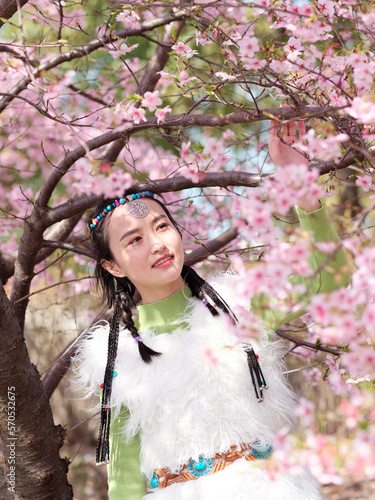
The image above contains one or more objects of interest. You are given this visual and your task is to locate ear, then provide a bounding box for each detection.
[101,260,126,278]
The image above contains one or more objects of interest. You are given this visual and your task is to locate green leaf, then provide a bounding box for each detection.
[30,4,41,14]
[127,93,143,102]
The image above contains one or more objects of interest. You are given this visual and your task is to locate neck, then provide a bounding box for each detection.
[139,277,186,305]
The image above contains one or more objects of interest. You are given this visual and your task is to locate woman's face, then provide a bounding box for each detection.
[102,199,185,304]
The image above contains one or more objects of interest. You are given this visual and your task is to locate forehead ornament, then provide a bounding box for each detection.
[90,191,154,230]
[127,199,149,218]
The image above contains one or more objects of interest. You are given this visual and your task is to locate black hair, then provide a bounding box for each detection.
[89,189,265,465]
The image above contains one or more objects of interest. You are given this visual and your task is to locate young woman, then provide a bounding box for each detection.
[74,120,349,499]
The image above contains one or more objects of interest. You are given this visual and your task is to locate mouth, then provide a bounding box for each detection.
[152,255,174,268]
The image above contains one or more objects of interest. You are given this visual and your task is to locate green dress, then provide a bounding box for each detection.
[106,205,349,499]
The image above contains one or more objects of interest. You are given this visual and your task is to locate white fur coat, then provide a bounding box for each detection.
[73,277,323,500]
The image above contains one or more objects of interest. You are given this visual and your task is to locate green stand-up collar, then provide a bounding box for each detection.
[134,285,193,334]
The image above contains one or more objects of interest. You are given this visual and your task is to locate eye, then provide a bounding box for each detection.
[157,222,168,230]
[128,236,141,246]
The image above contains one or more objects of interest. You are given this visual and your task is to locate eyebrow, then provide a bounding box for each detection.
[119,214,168,242]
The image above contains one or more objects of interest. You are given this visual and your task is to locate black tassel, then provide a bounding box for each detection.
[138,341,162,363]
[244,345,267,402]
[96,300,120,465]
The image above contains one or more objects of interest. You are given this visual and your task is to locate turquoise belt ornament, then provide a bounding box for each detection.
[252,442,272,459]
[189,456,212,477]
[150,472,159,489]
[149,442,272,490]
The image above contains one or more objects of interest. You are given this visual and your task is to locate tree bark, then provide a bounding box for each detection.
[0,0,29,28]
[0,282,72,499]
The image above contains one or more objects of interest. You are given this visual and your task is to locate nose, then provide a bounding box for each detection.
[150,236,166,254]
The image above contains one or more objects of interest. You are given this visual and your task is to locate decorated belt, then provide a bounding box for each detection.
[148,442,272,490]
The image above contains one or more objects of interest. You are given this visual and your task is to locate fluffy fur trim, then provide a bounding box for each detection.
[72,274,317,498]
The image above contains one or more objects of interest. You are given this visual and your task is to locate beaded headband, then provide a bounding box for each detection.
[90,191,154,230]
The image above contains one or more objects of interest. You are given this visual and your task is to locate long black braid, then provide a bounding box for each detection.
[90,190,266,465]
[181,265,238,322]
[116,276,161,363]
[96,297,120,465]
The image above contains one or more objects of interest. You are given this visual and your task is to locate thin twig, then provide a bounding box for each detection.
[275,328,343,356]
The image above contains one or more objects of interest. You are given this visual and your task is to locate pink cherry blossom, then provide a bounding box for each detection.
[214,72,237,80]
[180,141,191,160]
[302,367,321,386]
[178,70,197,85]
[356,174,373,192]
[284,37,303,62]
[243,58,267,70]
[222,130,235,141]
[171,41,198,59]
[155,105,171,124]
[295,397,315,427]
[116,10,141,30]
[123,105,147,124]
[237,36,260,59]
[347,96,375,125]
[316,0,335,21]
[141,91,162,112]
[195,30,212,46]
[184,167,204,184]
[203,137,225,159]
[108,43,139,59]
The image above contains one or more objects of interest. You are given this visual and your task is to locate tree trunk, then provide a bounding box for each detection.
[0,0,30,28]
[0,283,73,499]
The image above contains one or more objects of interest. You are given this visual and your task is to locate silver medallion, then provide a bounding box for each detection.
[127,199,150,218]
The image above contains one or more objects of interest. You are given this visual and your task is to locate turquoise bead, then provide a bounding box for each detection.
[151,473,159,488]
[194,461,207,471]
[119,198,125,204]
[113,371,118,378]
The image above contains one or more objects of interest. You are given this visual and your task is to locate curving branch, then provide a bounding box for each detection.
[184,226,239,266]
[41,240,92,258]
[37,105,352,212]
[0,213,84,285]
[312,145,375,174]
[46,172,269,226]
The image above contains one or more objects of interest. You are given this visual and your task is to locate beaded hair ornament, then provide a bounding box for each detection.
[90,191,154,230]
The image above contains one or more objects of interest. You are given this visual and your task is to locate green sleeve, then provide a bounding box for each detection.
[251,204,350,330]
[107,409,146,500]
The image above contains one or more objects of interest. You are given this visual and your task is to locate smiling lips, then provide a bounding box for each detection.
[152,255,174,268]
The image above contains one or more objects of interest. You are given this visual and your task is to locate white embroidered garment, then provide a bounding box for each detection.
[73,277,323,500]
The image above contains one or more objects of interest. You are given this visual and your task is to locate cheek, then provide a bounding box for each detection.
[174,236,184,261]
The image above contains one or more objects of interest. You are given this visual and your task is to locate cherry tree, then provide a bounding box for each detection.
[0,0,374,497]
